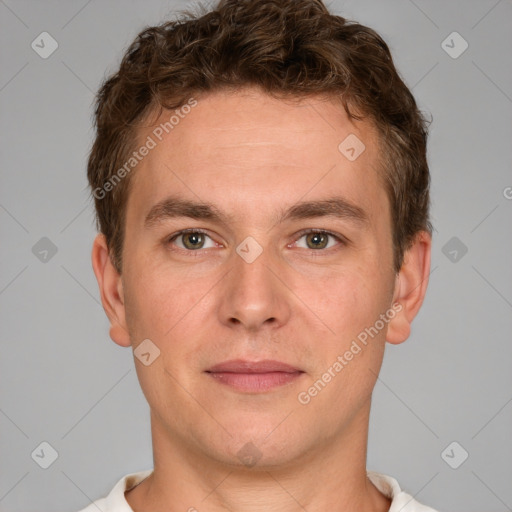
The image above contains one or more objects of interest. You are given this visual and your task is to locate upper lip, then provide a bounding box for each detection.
[206,359,302,373]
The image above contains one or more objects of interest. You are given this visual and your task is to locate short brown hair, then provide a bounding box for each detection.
[87,0,433,274]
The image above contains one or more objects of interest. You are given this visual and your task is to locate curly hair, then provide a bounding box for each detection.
[87,0,433,274]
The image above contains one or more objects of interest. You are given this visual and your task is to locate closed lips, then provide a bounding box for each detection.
[206,359,303,373]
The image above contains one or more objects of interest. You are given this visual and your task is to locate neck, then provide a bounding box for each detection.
[126,399,390,512]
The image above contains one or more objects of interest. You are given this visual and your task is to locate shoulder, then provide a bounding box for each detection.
[367,471,440,512]
[73,469,154,512]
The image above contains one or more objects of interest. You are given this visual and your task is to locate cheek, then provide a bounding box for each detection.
[318,267,377,323]
[122,264,179,339]
[312,264,393,364]
[122,261,217,366]
[306,271,390,400]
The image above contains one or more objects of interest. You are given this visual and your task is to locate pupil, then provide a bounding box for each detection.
[185,233,203,249]
[308,233,327,249]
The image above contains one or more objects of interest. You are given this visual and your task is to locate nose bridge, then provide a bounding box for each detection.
[218,236,291,329]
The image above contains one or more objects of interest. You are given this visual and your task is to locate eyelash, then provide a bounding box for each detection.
[164,228,346,256]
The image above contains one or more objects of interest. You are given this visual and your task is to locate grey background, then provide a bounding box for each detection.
[0,0,511,510]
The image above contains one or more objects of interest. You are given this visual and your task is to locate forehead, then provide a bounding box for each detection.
[127,88,388,232]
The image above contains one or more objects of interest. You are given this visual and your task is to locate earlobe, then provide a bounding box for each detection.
[386,230,432,345]
[91,233,131,348]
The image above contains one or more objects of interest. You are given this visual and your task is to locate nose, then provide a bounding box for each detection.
[217,241,292,332]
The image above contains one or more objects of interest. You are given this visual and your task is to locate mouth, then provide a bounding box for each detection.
[205,359,305,393]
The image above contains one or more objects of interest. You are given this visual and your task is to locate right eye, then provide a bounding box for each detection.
[166,229,219,251]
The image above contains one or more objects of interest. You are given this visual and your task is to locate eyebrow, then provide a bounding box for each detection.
[144,195,370,229]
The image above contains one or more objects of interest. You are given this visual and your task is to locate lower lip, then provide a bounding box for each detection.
[206,371,303,392]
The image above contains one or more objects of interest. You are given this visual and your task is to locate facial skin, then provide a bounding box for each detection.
[92,87,431,512]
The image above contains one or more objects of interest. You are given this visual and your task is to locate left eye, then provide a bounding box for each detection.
[293,230,342,250]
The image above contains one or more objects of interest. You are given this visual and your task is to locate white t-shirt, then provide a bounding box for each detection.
[76,469,439,511]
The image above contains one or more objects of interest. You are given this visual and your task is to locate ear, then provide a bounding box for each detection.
[91,233,131,347]
[386,230,432,345]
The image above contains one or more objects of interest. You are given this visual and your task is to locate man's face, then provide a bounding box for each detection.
[116,88,400,467]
